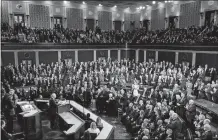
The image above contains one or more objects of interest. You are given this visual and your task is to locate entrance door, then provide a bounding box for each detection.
[14,14,25,24]
[86,19,95,31]
[54,17,63,29]
[114,21,122,31]
[148,59,154,63]
[64,59,72,67]
[169,16,177,29]
[22,60,32,67]
[205,10,215,27]
[14,14,25,32]
[143,20,150,30]
[130,21,135,31]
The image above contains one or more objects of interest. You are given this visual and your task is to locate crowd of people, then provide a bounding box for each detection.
[1,58,218,140]
[1,22,218,45]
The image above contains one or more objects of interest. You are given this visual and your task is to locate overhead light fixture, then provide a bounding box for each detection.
[165,1,167,3]
[143,6,145,9]
[99,4,102,6]
[152,1,156,4]
[82,1,86,4]
[114,5,117,7]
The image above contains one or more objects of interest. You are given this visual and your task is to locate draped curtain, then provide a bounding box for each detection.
[131,13,141,29]
[124,13,131,31]
[151,8,166,30]
[98,11,112,31]
[179,1,200,28]
[29,4,50,28]
[67,8,83,30]
[1,1,9,24]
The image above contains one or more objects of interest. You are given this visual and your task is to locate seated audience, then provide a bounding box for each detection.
[87,122,100,135]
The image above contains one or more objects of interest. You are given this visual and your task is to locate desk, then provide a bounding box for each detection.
[34,99,114,139]
[59,111,85,140]
[194,99,218,115]
[17,101,42,140]
[69,100,114,140]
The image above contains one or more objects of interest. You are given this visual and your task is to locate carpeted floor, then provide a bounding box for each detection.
[13,113,131,140]
[99,114,132,140]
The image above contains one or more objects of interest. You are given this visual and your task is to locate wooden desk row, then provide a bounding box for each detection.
[35,99,115,139]
[68,100,115,140]
[194,99,218,115]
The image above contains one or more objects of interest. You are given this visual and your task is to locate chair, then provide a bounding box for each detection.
[97,126,103,131]
[90,133,97,140]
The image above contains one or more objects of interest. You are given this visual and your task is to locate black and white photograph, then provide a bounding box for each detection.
[1,0,218,140]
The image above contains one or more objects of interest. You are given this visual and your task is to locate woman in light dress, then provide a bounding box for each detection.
[132,79,140,97]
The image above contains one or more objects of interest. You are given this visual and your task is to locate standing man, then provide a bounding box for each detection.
[49,93,58,129]
[4,89,17,133]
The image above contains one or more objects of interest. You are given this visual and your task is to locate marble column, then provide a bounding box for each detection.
[58,51,62,63]
[192,52,196,67]
[108,50,111,59]
[144,50,147,62]
[14,51,18,66]
[94,50,96,61]
[175,52,179,64]
[135,49,139,62]
[118,50,121,61]
[35,51,39,66]
[155,51,158,62]
[75,50,78,62]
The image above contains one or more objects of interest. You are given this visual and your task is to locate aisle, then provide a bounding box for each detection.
[99,114,132,139]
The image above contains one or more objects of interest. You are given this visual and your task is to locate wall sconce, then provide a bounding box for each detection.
[139,21,142,25]
[200,12,204,19]
[64,17,67,20]
[26,15,29,18]
[122,21,125,24]
[96,20,98,24]
[50,17,54,20]
[84,18,87,22]
[113,21,115,24]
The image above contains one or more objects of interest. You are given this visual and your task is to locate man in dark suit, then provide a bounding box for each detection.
[49,93,58,129]
[196,124,213,140]
[167,113,182,140]
[3,89,17,133]
[185,99,196,131]
[211,87,218,103]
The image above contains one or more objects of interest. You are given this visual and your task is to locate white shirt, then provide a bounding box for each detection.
[87,128,100,135]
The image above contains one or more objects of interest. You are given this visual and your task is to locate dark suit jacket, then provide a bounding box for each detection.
[201,131,213,140]
[167,118,182,138]
[49,98,58,116]
[4,95,16,116]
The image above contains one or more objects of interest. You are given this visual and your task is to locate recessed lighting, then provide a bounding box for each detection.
[165,1,167,3]
[82,1,86,4]
[152,1,156,4]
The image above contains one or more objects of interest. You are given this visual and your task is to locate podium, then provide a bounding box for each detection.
[17,101,42,140]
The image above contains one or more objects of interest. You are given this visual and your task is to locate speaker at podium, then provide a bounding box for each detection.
[17,101,42,140]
